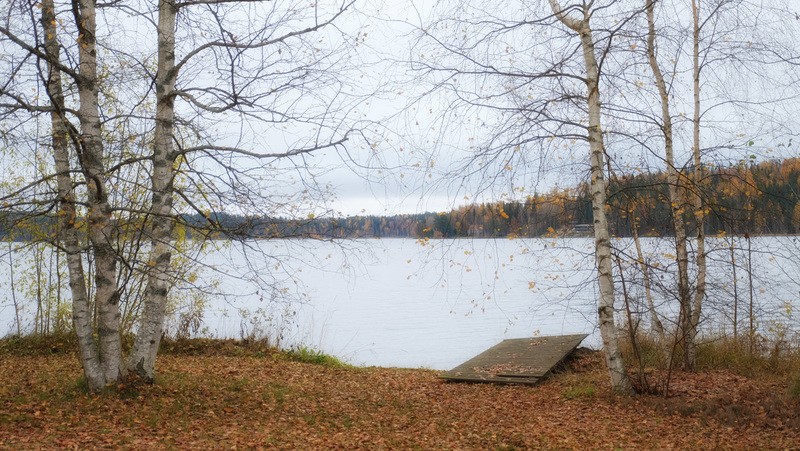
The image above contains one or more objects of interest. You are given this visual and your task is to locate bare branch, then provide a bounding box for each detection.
[181,133,349,159]
[174,0,355,73]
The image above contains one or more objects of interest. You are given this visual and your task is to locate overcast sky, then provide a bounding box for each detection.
[3,0,798,218]
[316,0,800,216]
[311,0,580,216]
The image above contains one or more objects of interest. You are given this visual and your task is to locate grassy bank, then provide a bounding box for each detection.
[1,336,799,449]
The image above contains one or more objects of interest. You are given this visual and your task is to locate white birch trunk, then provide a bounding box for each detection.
[40,0,105,390]
[75,0,122,387]
[129,0,178,381]
[631,216,664,340]
[644,0,691,356]
[549,0,633,395]
[687,0,706,370]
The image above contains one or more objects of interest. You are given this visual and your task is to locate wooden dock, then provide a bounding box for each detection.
[440,334,588,385]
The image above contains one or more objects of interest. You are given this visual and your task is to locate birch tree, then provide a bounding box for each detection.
[636,0,800,370]
[685,0,706,370]
[1,0,357,390]
[643,0,692,367]
[548,0,632,394]
[409,0,638,393]
[39,0,111,386]
[127,0,181,381]
[129,0,355,382]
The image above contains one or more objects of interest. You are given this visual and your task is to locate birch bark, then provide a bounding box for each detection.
[41,0,105,390]
[128,0,179,382]
[687,0,706,370]
[631,214,664,340]
[644,0,691,357]
[74,0,122,386]
[549,0,633,395]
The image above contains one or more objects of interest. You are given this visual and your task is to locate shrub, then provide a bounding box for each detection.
[620,329,800,378]
[0,332,77,356]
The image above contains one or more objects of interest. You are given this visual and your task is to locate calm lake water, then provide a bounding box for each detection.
[201,238,601,370]
[2,237,799,370]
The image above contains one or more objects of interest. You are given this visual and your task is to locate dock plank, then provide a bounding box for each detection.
[440,334,588,385]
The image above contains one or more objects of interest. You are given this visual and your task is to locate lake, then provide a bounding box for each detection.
[2,237,799,370]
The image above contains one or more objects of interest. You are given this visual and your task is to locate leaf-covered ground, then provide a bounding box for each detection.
[1,346,798,449]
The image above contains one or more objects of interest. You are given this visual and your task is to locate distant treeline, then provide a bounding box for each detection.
[2,158,799,241]
[309,157,800,239]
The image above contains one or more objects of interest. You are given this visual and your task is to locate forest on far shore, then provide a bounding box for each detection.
[230,156,800,239]
[3,157,799,241]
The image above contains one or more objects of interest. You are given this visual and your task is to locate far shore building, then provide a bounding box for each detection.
[560,223,593,237]
[468,224,485,237]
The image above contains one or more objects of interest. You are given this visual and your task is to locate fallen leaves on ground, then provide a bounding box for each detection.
[0,350,798,449]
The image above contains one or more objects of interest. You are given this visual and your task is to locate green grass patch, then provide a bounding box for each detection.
[563,382,597,400]
[279,346,350,368]
[264,382,291,406]
[789,374,800,399]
